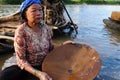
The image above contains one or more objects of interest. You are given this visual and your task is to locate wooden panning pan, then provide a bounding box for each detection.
[42,43,101,80]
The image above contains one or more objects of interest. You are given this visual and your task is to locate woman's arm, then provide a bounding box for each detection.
[23,64,52,80]
[14,27,52,80]
[52,40,75,49]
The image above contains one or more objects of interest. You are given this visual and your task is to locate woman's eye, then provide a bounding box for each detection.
[31,10,36,12]
[39,9,42,11]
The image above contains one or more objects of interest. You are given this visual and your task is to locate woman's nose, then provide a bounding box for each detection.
[37,10,43,16]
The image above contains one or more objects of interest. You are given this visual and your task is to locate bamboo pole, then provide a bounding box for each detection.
[60,0,78,34]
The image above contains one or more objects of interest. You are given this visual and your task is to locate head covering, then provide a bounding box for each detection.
[20,0,41,13]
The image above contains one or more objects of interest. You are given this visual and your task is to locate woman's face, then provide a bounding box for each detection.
[26,4,43,24]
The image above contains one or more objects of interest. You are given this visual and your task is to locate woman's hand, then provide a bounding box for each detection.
[36,71,52,80]
[63,40,75,45]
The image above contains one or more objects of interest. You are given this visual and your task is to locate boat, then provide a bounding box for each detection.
[103,11,120,31]
[0,35,14,54]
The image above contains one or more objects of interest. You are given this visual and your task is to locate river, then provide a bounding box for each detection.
[0,4,120,80]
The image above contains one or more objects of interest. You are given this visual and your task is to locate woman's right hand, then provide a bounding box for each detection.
[36,71,52,80]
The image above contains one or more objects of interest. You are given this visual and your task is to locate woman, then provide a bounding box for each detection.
[0,0,74,80]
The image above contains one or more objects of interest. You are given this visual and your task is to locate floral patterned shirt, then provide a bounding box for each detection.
[14,22,52,69]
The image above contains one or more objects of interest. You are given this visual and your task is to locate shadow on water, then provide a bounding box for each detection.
[52,29,77,43]
[105,26,120,44]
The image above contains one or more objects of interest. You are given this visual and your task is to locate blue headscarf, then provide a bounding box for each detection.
[20,0,41,13]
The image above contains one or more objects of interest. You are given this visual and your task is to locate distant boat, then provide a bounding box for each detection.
[103,11,120,31]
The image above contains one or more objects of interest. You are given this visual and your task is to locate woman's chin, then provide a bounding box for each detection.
[35,21,41,24]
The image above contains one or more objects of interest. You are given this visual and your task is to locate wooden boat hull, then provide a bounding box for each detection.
[0,12,21,36]
[103,18,120,31]
[0,35,14,54]
[103,11,120,31]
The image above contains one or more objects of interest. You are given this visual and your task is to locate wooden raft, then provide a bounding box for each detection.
[42,43,101,80]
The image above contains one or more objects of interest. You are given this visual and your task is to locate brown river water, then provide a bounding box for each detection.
[0,4,120,80]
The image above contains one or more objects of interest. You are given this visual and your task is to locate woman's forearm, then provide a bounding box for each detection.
[24,64,38,77]
[23,64,52,80]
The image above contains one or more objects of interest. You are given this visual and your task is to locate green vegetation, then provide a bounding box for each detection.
[0,0,23,4]
[0,0,120,4]
[63,0,120,4]
[63,0,81,4]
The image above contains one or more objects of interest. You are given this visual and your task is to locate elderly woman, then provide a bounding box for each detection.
[0,0,74,80]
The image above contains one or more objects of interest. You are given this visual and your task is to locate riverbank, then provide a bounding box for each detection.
[64,0,120,4]
[0,0,120,4]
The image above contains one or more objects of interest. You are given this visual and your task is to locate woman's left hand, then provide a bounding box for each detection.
[63,40,75,45]
[37,71,52,80]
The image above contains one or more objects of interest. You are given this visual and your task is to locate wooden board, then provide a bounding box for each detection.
[111,11,120,21]
[42,43,101,80]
